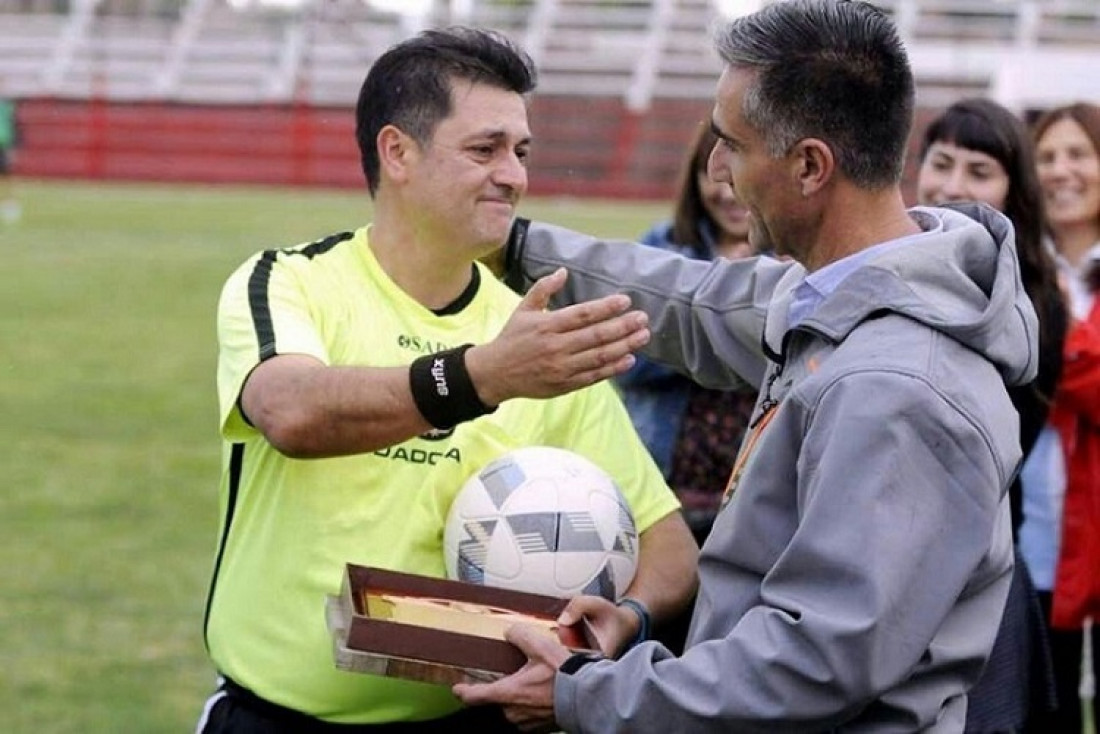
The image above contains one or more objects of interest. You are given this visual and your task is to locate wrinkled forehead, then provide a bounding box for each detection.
[712,68,744,124]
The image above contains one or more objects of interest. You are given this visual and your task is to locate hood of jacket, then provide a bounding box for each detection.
[762,202,1039,387]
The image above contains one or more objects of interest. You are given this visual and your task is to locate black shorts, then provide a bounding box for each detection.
[0,147,9,175]
[196,676,522,734]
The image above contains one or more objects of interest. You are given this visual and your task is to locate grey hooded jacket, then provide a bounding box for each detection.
[505,204,1038,732]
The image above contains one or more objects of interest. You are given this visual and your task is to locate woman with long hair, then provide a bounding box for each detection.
[916,97,1064,732]
[1023,101,1100,733]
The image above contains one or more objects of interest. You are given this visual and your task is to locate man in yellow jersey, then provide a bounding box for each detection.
[195,26,698,733]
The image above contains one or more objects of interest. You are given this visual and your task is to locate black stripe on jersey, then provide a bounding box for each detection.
[247,231,354,361]
[248,251,278,361]
[202,442,245,650]
[293,231,354,260]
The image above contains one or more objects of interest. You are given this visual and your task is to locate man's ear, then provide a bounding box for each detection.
[792,138,834,196]
[377,125,416,186]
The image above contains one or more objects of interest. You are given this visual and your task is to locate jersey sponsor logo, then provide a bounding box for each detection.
[374,446,462,465]
[397,334,451,355]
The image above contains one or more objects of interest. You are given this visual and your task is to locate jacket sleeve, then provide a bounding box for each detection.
[617,222,708,387]
[554,370,1013,732]
[513,220,788,391]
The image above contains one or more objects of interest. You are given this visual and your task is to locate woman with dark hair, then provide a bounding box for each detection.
[916,97,1063,732]
[617,120,757,548]
[661,123,755,262]
[1024,101,1100,734]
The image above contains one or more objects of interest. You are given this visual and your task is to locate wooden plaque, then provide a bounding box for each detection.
[326,564,598,686]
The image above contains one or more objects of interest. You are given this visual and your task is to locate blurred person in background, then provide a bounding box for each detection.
[916,97,1062,732]
[619,121,759,548]
[0,77,19,226]
[196,26,696,733]
[1022,101,1100,734]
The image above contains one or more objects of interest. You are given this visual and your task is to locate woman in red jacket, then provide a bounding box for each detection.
[1025,101,1100,733]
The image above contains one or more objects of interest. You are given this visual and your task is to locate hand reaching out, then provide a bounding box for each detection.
[466,268,650,407]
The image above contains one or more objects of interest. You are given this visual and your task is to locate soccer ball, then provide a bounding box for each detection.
[444,446,639,600]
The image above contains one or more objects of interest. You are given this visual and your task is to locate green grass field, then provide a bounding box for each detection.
[0,179,666,733]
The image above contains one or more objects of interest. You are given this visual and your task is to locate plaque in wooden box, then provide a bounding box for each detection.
[326,564,598,686]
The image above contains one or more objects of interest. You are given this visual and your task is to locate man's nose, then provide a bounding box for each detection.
[707,144,728,183]
[494,151,527,190]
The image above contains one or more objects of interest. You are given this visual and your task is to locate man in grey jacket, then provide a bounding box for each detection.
[455,1,1039,731]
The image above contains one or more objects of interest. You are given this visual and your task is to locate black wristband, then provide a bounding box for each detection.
[409,344,497,430]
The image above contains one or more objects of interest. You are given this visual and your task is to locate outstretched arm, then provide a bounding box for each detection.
[238,268,650,458]
[503,219,789,391]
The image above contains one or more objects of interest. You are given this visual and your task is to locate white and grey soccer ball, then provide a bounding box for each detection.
[444,446,639,600]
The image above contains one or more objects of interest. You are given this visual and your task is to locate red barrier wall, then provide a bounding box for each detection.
[13,96,708,199]
[16,98,364,187]
[13,96,924,201]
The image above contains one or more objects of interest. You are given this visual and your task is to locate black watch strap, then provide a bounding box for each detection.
[558,651,605,675]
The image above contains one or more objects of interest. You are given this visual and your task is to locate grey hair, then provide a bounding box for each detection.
[714,0,914,188]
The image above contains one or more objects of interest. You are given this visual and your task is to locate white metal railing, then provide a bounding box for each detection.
[152,0,211,96]
[40,0,97,93]
[1,0,1099,106]
[265,7,305,99]
[891,0,1100,109]
[624,0,672,111]
[523,0,557,69]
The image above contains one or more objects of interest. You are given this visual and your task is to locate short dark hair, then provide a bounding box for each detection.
[714,0,914,188]
[355,26,537,196]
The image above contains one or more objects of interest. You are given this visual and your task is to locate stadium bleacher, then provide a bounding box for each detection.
[1,0,1098,196]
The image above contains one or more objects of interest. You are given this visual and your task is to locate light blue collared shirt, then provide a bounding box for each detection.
[787,218,943,329]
